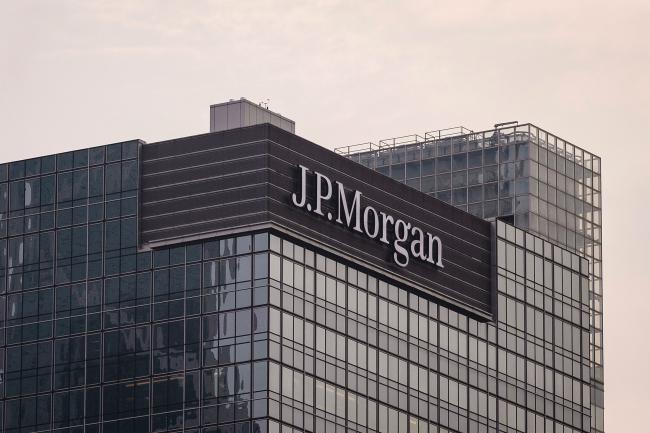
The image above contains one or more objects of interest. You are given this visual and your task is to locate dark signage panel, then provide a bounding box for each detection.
[141,124,494,317]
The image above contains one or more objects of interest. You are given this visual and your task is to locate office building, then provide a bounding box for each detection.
[0,100,601,433]
[337,123,603,433]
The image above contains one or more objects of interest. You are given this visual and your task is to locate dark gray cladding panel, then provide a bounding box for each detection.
[141,124,494,317]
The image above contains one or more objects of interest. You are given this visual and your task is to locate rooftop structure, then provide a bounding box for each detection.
[337,122,604,432]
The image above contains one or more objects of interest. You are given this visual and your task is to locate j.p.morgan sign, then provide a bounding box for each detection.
[291,165,443,269]
[142,125,491,316]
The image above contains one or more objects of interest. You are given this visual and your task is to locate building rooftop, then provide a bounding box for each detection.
[335,122,601,172]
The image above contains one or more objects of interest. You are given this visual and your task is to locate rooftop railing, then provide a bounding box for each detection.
[334,142,382,156]
[334,123,601,173]
[424,126,474,141]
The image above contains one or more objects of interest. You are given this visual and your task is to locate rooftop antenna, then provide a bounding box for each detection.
[259,99,270,109]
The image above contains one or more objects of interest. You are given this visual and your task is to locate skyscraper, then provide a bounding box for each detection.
[0,100,602,433]
[337,123,603,433]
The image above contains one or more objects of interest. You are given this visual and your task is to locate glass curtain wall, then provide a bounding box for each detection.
[264,222,591,432]
[0,145,269,433]
[343,125,604,432]
[0,132,600,432]
[0,137,593,433]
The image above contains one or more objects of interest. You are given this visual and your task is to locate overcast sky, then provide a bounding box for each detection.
[1,1,649,430]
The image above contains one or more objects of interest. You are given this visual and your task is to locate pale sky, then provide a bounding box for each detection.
[1,1,649,430]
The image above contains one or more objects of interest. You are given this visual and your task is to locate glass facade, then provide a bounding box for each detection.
[341,125,603,432]
[0,141,274,432]
[264,223,591,433]
[0,131,597,433]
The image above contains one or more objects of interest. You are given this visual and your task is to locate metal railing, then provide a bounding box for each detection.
[424,126,474,141]
[334,142,381,156]
[334,123,601,173]
[378,134,426,148]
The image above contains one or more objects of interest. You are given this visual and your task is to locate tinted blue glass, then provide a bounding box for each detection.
[73,149,88,168]
[25,159,40,177]
[2,133,599,433]
[122,141,138,159]
[41,155,56,174]
[57,152,74,171]
[8,161,25,180]
[106,143,121,162]
[89,147,105,165]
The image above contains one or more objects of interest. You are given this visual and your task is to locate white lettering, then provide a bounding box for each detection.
[379,212,394,245]
[314,171,332,216]
[410,227,427,260]
[291,165,309,208]
[363,206,380,238]
[393,219,411,267]
[336,182,363,233]
[291,165,444,269]
[426,233,444,268]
